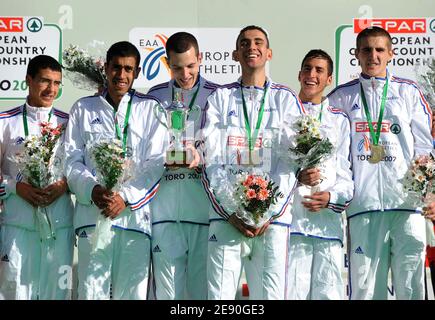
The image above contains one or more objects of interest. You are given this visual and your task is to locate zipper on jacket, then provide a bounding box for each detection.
[371,76,385,212]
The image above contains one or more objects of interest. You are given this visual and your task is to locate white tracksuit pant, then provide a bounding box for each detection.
[77,226,151,300]
[207,221,290,300]
[348,211,426,300]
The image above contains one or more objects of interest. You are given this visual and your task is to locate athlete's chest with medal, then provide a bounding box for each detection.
[239,84,270,166]
[360,78,389,164]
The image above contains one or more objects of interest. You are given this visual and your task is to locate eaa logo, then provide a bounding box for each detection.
[0,17,23,32]
[140,33,170,81]
[355,122,390,133]
[354,18,426,34]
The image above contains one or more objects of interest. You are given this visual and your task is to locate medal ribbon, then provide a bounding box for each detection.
[241,83,268,152]
[114,92,133,156]
[22,104,53,137]
[318,100,325,123]
[360,77,389,146]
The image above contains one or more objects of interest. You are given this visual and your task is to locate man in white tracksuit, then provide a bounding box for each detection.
[287,49,353,300]
[64,42,166,300]
[201,26,304,300]
[146,32,219,300]
[0,55,74,299]
[328,26,433,300]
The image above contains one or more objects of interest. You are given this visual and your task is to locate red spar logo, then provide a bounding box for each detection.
[0,17,23,32]
[227,136,262,148]
[354,18,426,33]
[355,122,390,133]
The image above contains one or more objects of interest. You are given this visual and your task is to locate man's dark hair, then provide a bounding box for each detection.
[356,26,392,50]
[26,55,62,78]
[106,41,141,69]
[165,32,199,60]
[236,25,270,49]
[300,49,333,76]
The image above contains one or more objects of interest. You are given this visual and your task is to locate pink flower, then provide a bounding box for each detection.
[257,188,270,201]
[243,175,255,187]
[416,155,429,166]
[246,189,257,199]
[254,177,268,189]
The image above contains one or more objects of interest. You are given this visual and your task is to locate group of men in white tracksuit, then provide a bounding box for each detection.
[1,25,434,301]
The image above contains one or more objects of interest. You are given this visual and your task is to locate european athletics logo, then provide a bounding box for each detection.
[130,28,241,89]
[357,135,371,152]
[141,34,170,81]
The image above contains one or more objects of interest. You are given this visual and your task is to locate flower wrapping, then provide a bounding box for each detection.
[88,139,131,252]
[402,154,435,211]
[211,167,283,228]
[14,122,65,240]
[62,43,107,91]
[287,115,334,170]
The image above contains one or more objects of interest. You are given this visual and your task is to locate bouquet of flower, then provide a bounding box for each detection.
[288,115,334,169]
[402,154,435,213]
[210,167,283,228]
[234,173,283,227]
[89,139,130,251]
[63,43,106,91]
[14,122,65,240]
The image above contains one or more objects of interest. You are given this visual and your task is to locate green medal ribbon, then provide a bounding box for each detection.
[360,77,389,146]
[318,100,325,123]
[240,83,268,152]
[22,104,53,137]
[114,93,133,157]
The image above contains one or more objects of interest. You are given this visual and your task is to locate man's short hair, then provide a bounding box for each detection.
[106,41,141,69]
[356,26,392,50]
[26,55,62,78]
[165,32,199,60]
[236,25,270,49]
[300,49,333,76]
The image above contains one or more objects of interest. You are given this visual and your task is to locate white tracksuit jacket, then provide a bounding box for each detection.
[202,78,305,226]
[290,99,353,243]
[0,103,73,230]
[328,72,433,217]
[64,90,166,237]
[146,76,220,225]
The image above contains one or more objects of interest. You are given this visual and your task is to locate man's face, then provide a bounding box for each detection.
[356,36,393,78]
[168,46,201,90]
[298,57,332,102]
[26,68,62,108]
[233,29,272,71]
[105,56,139,99]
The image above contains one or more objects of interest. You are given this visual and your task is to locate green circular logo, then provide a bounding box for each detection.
[390,123,401,134]
[27,17,42,32]
[430,19,435,33]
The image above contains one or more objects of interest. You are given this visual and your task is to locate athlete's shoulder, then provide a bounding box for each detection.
[0,106,22,120]
[326,105,349,120]
[270,82,300,99]
[148,82,170,94]
[203,79,221,92]
[390,75,421,91]
[219,81,240,91]
[52,108,69,119]
[328,78,360,97]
